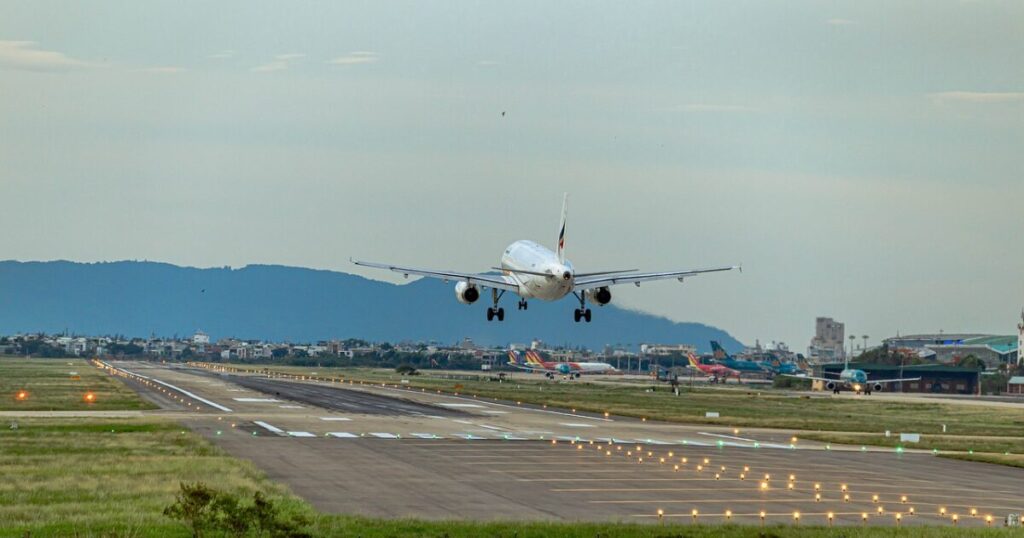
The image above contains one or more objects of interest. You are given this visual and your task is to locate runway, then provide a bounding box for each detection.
[102,360,1024,527]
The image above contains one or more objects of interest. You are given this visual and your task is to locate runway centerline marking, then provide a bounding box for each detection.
[698,432,757,442]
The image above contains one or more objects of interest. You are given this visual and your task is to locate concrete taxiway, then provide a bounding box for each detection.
[101,360,1024,527]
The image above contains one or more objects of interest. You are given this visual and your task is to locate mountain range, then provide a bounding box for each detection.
[0,260,743,352]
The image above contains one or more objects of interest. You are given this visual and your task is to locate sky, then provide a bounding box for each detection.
[1,1,1022,350]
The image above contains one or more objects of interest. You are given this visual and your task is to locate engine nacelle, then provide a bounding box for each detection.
[587,287,612,306]
[825,381,837,391]
[872,383,883,393]
[454,281,480,304]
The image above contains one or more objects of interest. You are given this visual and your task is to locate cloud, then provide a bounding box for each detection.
[0,40,94,71]
[927,91,1024,104]
[664,103,756,113]
[251,60,288,72]
[209,50,235,59]
[328,51,379,65]
[826,18,857,26]
[139,66,185,74]
[251,53,306,72]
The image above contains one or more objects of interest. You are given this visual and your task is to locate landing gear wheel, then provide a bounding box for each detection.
[486,308,495,321]
[496,307,504,321]
[518,300,528,311]
[583,308,592,322]
[574,309,582,322]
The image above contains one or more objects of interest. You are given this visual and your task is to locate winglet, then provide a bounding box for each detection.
[557,193,568,263]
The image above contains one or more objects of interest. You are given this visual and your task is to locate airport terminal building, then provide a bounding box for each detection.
[883,333,1019,368]
[821,362,981,395]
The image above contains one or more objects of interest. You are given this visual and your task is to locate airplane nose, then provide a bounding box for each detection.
[562,271,572,280]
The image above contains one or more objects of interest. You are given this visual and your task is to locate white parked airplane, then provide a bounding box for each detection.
[353,194,739,322]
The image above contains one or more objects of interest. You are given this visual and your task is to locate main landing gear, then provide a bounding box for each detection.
[572,292,592,323]
[517,299,528,310]
[486,289,505,322]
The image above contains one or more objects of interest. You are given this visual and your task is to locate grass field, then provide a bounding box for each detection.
[0,417,313,536]
[0,356,155,411]
[217,364,1024,437]
[798,432,1022,455]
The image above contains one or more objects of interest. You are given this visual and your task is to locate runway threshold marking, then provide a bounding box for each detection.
[254,421,285,435]
[320,417,352,421]
[147,377,234,412]
[370,432,400,439]
[698,432,757,442]
[411,433,443,439]
[287,431,316,438]
[232,398,281,403]
[327,432,358,438]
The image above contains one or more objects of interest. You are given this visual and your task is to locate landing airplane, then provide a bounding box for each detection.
[686,352,740,382]
[353,194,739,322]
[507,349,618,378]
[782,357,920,395]
[709,341,766,373]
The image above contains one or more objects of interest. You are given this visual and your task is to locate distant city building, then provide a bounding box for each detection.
[192,331,210,345]
[640,343,697,356]
[808,317,845,362]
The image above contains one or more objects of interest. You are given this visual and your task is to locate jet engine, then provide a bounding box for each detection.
[587,287,612,306]
[872,383,883,393]
[825,381,837,391]
[454,281,480,304]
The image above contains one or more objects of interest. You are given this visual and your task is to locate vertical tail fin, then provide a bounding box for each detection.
[686,352,701,368]
[507,350,523,366]
[710,341,730,360]
[557,193,568,263]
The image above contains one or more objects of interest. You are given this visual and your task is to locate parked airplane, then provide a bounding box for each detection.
[709,341,766,373]
[686,352,740,382]
[353,194,738,322]
[759,357,804,376]
[507,349,618,378]
[783,357,920,395]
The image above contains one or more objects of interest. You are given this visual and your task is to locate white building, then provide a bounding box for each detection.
[192,331,210,345]
[1018,310,1023,366]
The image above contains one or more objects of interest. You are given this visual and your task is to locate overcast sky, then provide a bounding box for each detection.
[1,1,1022,349]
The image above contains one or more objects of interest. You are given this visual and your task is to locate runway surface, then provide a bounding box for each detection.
[101,360,1024,527]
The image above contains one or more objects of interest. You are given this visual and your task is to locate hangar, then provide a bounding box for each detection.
[821,362,981,395]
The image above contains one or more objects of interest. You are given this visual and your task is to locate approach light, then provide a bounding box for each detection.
[725,509,732,521]
[84,392,96,403]
[15,390,28,401]
[939,507,947,516]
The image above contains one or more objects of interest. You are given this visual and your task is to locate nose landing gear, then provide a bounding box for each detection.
[518,299,528,310]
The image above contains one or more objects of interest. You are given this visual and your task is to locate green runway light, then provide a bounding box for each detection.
[861,446,866,451]
[216,431,222,436]
[826,444,831,450]
[753,442,760,448]
[969,449,974,454]
[717,440,724,447]
[896,446,904,453]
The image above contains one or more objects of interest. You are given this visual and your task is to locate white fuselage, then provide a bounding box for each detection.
[500,240,575,300]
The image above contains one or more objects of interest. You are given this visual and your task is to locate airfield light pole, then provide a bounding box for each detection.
[862,335,869,354]
[849,335,856,361]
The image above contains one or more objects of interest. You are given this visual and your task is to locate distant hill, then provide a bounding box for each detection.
[0,261,743,352]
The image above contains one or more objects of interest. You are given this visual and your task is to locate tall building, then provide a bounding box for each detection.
[1018,310,1023,366]
[808,317,845,362]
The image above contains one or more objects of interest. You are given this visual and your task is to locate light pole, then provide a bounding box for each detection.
[849,335,857,361]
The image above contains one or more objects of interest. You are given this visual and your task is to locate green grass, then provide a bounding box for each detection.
[313,517,1020,537]
[797,432,1023,455]
[941,452,1024,469]
[0,356,155,411]
[217,364,1024,437]
[0,417,313,537]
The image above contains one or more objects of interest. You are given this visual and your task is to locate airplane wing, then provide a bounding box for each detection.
[780,374,834,383]
[869,377,922,384]
[352,259,521,292]
[573,265,739,290]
